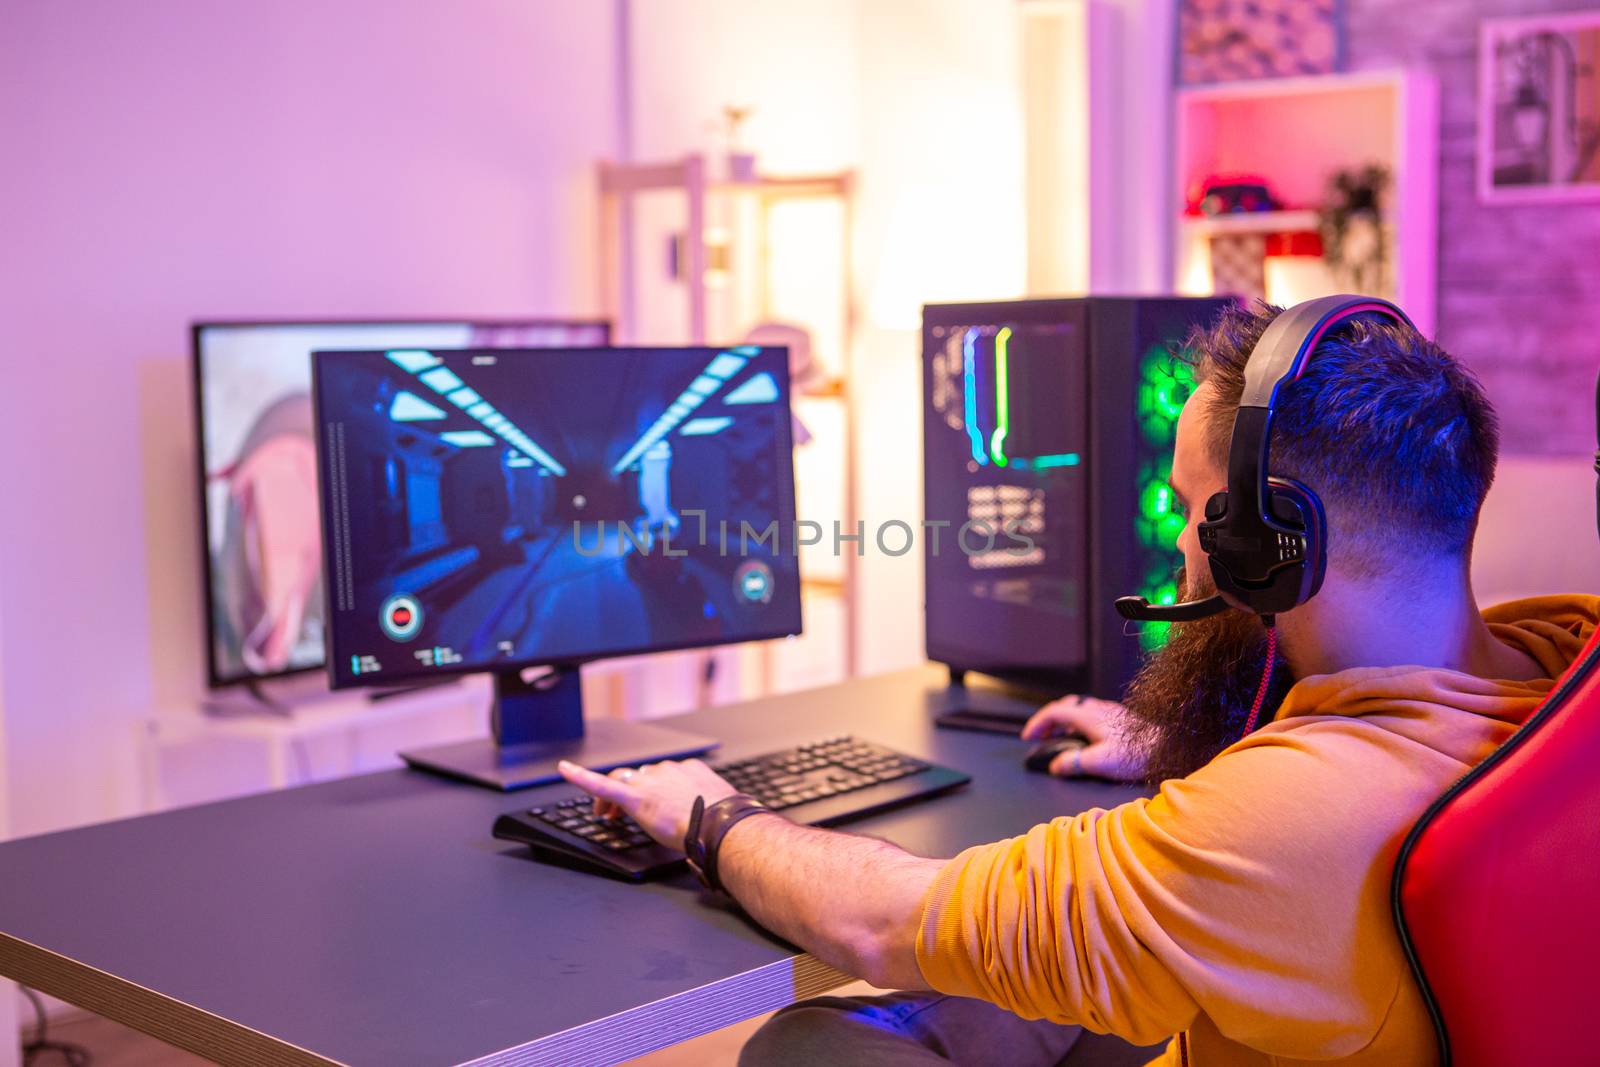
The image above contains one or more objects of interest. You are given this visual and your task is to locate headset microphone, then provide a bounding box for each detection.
[1114,593,1228,622]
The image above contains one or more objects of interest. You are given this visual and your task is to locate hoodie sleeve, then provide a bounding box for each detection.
[914,719,1422,1056]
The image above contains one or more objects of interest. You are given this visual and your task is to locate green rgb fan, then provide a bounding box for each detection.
[1132,347,1197,650]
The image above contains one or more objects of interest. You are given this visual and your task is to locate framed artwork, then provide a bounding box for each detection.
[1178,0,1342,86]
[1480,12,1600,203]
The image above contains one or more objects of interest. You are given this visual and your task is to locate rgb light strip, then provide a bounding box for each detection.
[1012,453,1081,470]
[961,325,1079,471]
[988,327,1012,467]
[962,328,988,466]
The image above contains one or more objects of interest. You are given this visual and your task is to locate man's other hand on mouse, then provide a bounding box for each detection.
[1021,695,1143,781]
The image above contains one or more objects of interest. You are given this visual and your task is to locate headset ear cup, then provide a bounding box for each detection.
[1197,492,1228,561]
[1265,477,1328,603]
[1265,477,1318,532]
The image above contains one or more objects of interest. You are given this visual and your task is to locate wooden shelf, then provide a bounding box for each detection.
[1173,68,1438,333]
[597,154,861,685]
[1177,69,1419,104]
[1180,209,1321,235]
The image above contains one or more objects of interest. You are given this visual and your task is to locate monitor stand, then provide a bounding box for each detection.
[398,666,717,791]
[932,666,1044,735]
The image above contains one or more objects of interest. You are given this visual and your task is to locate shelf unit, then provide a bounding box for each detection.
[595,154,860,708]
[1174,69,1440,335]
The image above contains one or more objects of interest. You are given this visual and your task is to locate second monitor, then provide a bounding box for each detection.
[313,344,802,788]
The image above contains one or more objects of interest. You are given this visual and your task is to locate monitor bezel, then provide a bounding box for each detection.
[309,343,803,691]
[191,317,612,690]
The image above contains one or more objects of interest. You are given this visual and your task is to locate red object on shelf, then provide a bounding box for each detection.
[1264,231,1323,257]
[1184,173,1281,216]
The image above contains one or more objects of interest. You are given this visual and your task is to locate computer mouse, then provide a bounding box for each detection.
[1024,735,1088,774]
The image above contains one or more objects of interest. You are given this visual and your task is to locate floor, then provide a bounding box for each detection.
[21,982,882,1066]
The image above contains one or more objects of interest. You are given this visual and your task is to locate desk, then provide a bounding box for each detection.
[0,667,1146,1066]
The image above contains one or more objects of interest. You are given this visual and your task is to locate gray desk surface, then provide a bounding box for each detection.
[0,667,1146,1066]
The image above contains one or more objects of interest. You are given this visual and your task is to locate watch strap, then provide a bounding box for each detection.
[684,793,776,894]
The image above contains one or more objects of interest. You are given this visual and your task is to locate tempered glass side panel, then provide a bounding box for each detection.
[922,301,1090,687]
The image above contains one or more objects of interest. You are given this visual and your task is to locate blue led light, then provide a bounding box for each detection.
[680,417,733,436]
[440,430,495,448]
[386,349,441,373]
[724,372,779,405]
[705,353,748,379]
[419,366,465,394]
[389,391,448,422]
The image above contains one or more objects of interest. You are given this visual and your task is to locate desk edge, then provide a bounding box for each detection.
[462,953,856,1067]
[0,932,339,1067]
[3,930,855,1067]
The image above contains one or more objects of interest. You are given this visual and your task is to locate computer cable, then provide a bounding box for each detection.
[20,985,92,1067]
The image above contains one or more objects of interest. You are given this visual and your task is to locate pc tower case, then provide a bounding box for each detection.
[922,296,1232,702]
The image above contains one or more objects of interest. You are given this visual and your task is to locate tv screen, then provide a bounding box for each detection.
[193,319,609,687]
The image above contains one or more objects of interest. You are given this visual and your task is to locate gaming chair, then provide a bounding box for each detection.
[1391,375,1600,1065]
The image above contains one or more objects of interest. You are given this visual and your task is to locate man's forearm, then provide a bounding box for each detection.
[716,814,945,990]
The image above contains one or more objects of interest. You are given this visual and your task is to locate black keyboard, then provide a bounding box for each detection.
[492,736,969,881]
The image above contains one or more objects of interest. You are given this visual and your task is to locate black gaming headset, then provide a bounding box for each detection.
[1117,294,1415,623]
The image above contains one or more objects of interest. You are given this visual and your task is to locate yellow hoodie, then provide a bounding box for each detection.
[915,596,1598,1066]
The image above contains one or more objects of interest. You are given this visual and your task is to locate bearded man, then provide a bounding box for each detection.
[560,302,1598,1065]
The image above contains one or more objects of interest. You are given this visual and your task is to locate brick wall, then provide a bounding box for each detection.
[1346,0,1600,455]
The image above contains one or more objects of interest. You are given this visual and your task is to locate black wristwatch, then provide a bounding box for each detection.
[683,793,777,893]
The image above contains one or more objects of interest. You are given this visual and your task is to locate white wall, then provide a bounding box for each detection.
[853,0,1029,673]
[1473,457,1600,606]
[0,568,14,1067]
[629,0,862,173]
[0,0,617,836]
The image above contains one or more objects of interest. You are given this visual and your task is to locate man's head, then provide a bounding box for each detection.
[1168,301,1501,587]
[1121,301,1500,782]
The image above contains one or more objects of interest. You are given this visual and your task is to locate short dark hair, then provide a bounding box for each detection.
[1183,301,1499,568]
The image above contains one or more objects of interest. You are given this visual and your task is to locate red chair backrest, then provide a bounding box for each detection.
[1392,626,1600,1066]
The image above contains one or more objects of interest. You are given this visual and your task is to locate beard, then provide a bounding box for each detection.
[1118,568,1294,784]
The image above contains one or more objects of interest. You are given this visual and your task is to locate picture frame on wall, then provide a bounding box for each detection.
[1479,12,1600,203]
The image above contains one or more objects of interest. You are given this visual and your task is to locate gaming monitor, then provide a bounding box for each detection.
[311,344,802,788]
[192,319,608,689]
